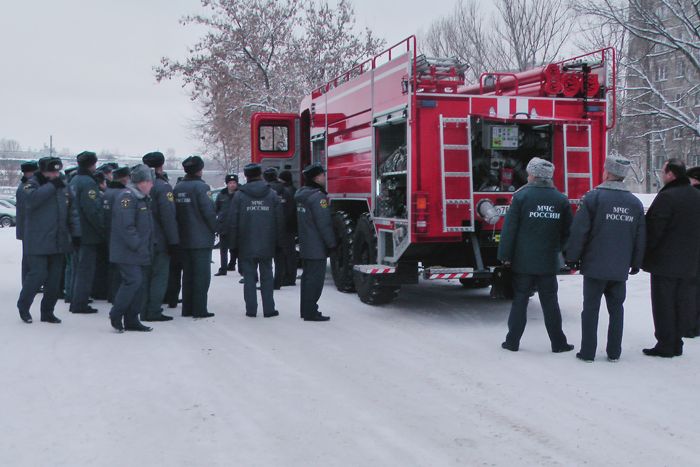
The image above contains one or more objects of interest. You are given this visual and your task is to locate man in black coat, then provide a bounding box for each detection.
[16,160,38,286]
[278,170,298,286]
[296,163,336,322]
[17,157,80,324]
[142,152,180,322]
[566,155,646,362]
[643,159,700,357]
[173,156,216,318]
[497,158,574,353]
[214,174,238,276]
[687,166,700,338]
[69,151,105,314]
[103,166,130,303]
[91,170,109,300]
[227,164,284,317]
[108,165,155,333]
[264,167,295,289]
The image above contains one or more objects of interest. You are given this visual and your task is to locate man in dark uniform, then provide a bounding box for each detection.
[16,160,38,286]
[566,154,646,362]
[227,164,283,317]
[109,164,155,333]
[296,163,336,322]
[215,174,238,276]
[91,170,109,300]
[642,159,700,357]
[17,156,80,324]
[498,157,574,353]
[69,151,105,314]
[63,166,79,302]
[142,151,179,322]
[279,170,298,286]
[103,166,130,303]
[687,166,700,338]
[98,163,115,183]
[173,156,216,318]
[164,176,185,308]
[264,167,295,289]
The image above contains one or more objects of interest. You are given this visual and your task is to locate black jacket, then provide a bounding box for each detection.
[642,177,700,278]
[566,181,646,281]
[173,175,217,249]
[497,180,572,275]
[150,174,179,252]
[15,177,28,241]
[227,180,284,259]
[69,168,105,245]
[109,184,153,265]
[295,183,336,260]
[22,174,80,255]
[103,181,126,241]
[215,187,236,234]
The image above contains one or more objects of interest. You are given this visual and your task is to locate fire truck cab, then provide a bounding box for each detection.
[251,36,616,305]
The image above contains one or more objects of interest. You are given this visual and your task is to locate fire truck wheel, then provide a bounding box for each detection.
[330,210,356,293]
[459,278,491,289]
[352,213,400,305]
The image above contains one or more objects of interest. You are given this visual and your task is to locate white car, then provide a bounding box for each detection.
[0,199,17,228]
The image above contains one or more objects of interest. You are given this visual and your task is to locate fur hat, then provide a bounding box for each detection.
[302,163,325,181]
[225,174,239,184]
[143,151,165,168]
[182,155,204,175]
[263,167,278,182]
[130,164,155,183]
[20,161,38,173]
[113,166,131,179]
[244,163,262,179]
[76,151,98,168]
[604,154,632,179]
[38,157,63,173]
[526,157,554,180]
[686,166,700,182]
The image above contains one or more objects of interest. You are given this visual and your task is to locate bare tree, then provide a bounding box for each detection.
[155,0,384,169]
[0,139,22,153]
[422,0,574,80]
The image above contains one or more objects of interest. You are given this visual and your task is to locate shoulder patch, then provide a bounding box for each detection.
[121,197,131,208]
[166,191,174,202]
[88,189,97,200]
[23,184,32,191]
[319,199,328,209]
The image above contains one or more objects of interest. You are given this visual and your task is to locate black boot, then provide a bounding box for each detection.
[303,313,330,322]
[576,352,593,363]
[110,316,124,333]
[501,341,518,352]
[642,347,674,358]
[552,343,575,353]
[193,312,215,319]
[264,310,280,318]
[19,311,33,324]
[125,322,153,332]
[214,269,227,277]
[41,314,62,324]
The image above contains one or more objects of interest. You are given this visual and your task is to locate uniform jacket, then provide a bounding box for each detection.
[103,181,126,241]
[215,187,236,234]
[226,180,284,259]
[150,174,179,252]
[497,180,573,275]
[642,177,700,278]
[566,181,646,281]
[22,173,80,255]
[15,177,28,240]
[109,184,153,266]
[269,180,296,235]
[69,168,105,245]
[173,175,216,249]
[295,183,337,260]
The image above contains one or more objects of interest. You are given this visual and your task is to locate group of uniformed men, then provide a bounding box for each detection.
[498,154,700,361]
[15,151,336,332]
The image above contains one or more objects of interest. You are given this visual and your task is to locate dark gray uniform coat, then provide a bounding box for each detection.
[109,185,154,266]
[497,180,572,275]
[150,174,179,252]
[103,181,126,238]
[295,184,337,260]
[173,175,216,249]
[15,177,29,241]
[227,180,284,259]
[69,169,105,245]
[566,181,646,282]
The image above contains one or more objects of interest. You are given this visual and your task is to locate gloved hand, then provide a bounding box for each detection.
[167,244,179,256]
[629,267,640,275]
[51,177,66,189]
[565,261,580,271]
[72,237,81,249]
[501,260,512,269]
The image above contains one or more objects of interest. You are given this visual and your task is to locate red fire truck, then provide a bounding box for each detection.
[251,36,616,305]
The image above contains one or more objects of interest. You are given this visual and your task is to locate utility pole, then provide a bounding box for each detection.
[49,135,53,156]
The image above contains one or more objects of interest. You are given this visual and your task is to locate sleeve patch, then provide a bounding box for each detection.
[166,192,174,202]
[88,189,97,200]
[121,198,131,208]
[319,199,328,209]
[23,184,32,191]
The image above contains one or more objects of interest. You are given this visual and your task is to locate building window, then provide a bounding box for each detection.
[673,127,683,140]
[654,156,666,169]
[656,65,667,81]
[695,93,700,107]
[688,155,700,167]
[677,60,685,77]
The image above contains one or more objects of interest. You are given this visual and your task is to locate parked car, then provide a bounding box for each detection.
[0,200,16,227]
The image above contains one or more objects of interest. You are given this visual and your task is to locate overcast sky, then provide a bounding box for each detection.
[0,0,456,158]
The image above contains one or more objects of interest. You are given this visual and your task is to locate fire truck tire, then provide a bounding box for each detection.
[330,210,356,293]
[352,213,400,305]
[459,278,491,289]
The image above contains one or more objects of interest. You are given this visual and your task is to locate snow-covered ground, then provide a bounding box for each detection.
[1,227,698,467]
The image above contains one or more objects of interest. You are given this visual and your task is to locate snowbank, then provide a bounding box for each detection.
[0,227,697,466]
